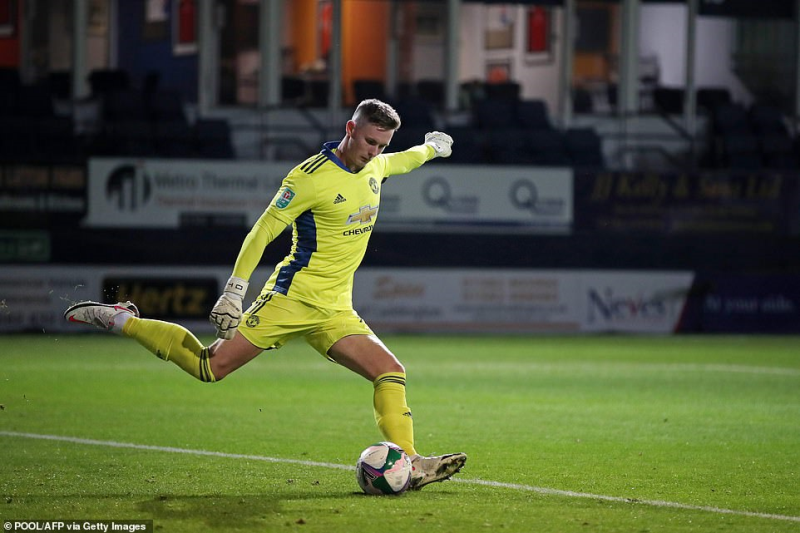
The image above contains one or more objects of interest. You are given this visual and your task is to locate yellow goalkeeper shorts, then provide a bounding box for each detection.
[238,291,373,360]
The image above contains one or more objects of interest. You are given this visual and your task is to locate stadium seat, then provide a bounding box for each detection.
[485,128,532,165]
[0,117,36,162]
[572,87,593,114]
[759,134,796,169]
[444,126,487,164]
[565,127,605,169]
[516,100,553,130]
[474,99,516,129]
[88,68,131,97]
[749,103,788,136]
[47,71,72,100]
[39,116,81,164]
[696,87,731,114]
[353,79,388,103]
[147,90,188,125]
[653,87,684,114]
[416,80,445,107]
[194,118,235,159]
[528,130,571,166]
[484,82,521,102]
[15,85,55,118]
[394,97,436,130]
[107,120,157,157]
[722,133,761,170]
[306,79,330,107]
[712,103,751,136]
[155,121,196,158]
[281,76,306,105]
[103,90,148,123]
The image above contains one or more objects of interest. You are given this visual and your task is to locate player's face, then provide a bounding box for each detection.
[345,120,394,172]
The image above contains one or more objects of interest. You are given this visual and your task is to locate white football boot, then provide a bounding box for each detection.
[64,301,140,333]
[409,452,467,490]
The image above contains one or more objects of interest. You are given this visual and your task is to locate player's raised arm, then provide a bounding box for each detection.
[381,130,454,177]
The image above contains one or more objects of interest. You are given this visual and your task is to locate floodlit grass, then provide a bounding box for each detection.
[1,334,799,532]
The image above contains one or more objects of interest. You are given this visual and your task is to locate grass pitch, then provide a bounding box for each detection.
[1,334,799,532]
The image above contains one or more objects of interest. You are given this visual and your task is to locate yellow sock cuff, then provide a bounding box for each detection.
[199,348,216,383]
[373,372,406,388]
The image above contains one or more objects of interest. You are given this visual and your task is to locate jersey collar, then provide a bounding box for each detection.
[321,141,354,173]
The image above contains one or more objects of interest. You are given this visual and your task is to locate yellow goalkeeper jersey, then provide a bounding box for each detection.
[237,141,434,310]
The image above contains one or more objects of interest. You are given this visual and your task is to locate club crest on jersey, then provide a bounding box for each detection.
[347,204,379,224]
[369,177,379,194]
[275,187,295,209]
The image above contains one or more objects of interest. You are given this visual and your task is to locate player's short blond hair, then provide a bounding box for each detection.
[353,99,401,131]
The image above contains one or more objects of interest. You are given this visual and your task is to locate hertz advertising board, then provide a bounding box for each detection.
[0,265,267,333]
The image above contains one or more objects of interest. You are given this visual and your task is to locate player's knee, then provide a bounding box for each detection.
[208,355,233,381]
[376,360,404,377]
[209,361,231,381]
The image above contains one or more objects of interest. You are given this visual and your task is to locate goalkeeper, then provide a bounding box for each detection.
[65,99,466,490]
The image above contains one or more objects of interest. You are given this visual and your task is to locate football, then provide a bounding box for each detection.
[355,441,413,495]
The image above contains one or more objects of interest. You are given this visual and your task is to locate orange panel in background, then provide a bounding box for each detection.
[289,0,319,72]
[342,0,388,106]
[284,0,388,106]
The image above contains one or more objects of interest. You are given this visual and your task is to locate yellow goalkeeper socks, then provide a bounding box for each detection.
[373,372,417,456]
[122,317,215,382]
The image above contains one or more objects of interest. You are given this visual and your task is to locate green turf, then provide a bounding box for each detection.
[1,334,799,532]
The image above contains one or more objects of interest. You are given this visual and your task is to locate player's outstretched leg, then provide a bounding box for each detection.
[409,452,468,490]
[64,300,215,382]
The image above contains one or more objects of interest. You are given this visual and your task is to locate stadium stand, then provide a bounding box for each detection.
[194,118,236,159]
[565,127,606,169]
[416,79,445,108]
[354,79,388,103]
[484,81,521,102]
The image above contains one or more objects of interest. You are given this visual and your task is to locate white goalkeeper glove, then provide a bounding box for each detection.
[209,276,249,340]
[425,131,454,158]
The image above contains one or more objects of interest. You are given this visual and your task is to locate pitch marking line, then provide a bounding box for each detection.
[2,431,798,524]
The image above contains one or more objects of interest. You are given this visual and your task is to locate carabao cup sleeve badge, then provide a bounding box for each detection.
[275,187,296,209]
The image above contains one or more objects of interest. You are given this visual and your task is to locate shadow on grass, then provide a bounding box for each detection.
[135,491,377,529]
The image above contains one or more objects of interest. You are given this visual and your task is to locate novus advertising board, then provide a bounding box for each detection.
[85,158,572,232]
[352,268,694,334]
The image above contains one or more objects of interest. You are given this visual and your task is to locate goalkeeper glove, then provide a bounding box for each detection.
[209,276,249,340]
[425,131,454,158]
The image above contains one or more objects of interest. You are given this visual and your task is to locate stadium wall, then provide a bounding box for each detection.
[1,159,799,334]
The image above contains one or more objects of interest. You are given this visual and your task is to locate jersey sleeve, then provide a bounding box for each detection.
[231,210,287,280]
[231,172,317,281]
[381,144,435,176]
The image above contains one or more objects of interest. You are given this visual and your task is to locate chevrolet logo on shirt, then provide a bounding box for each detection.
[346,205,379,225]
